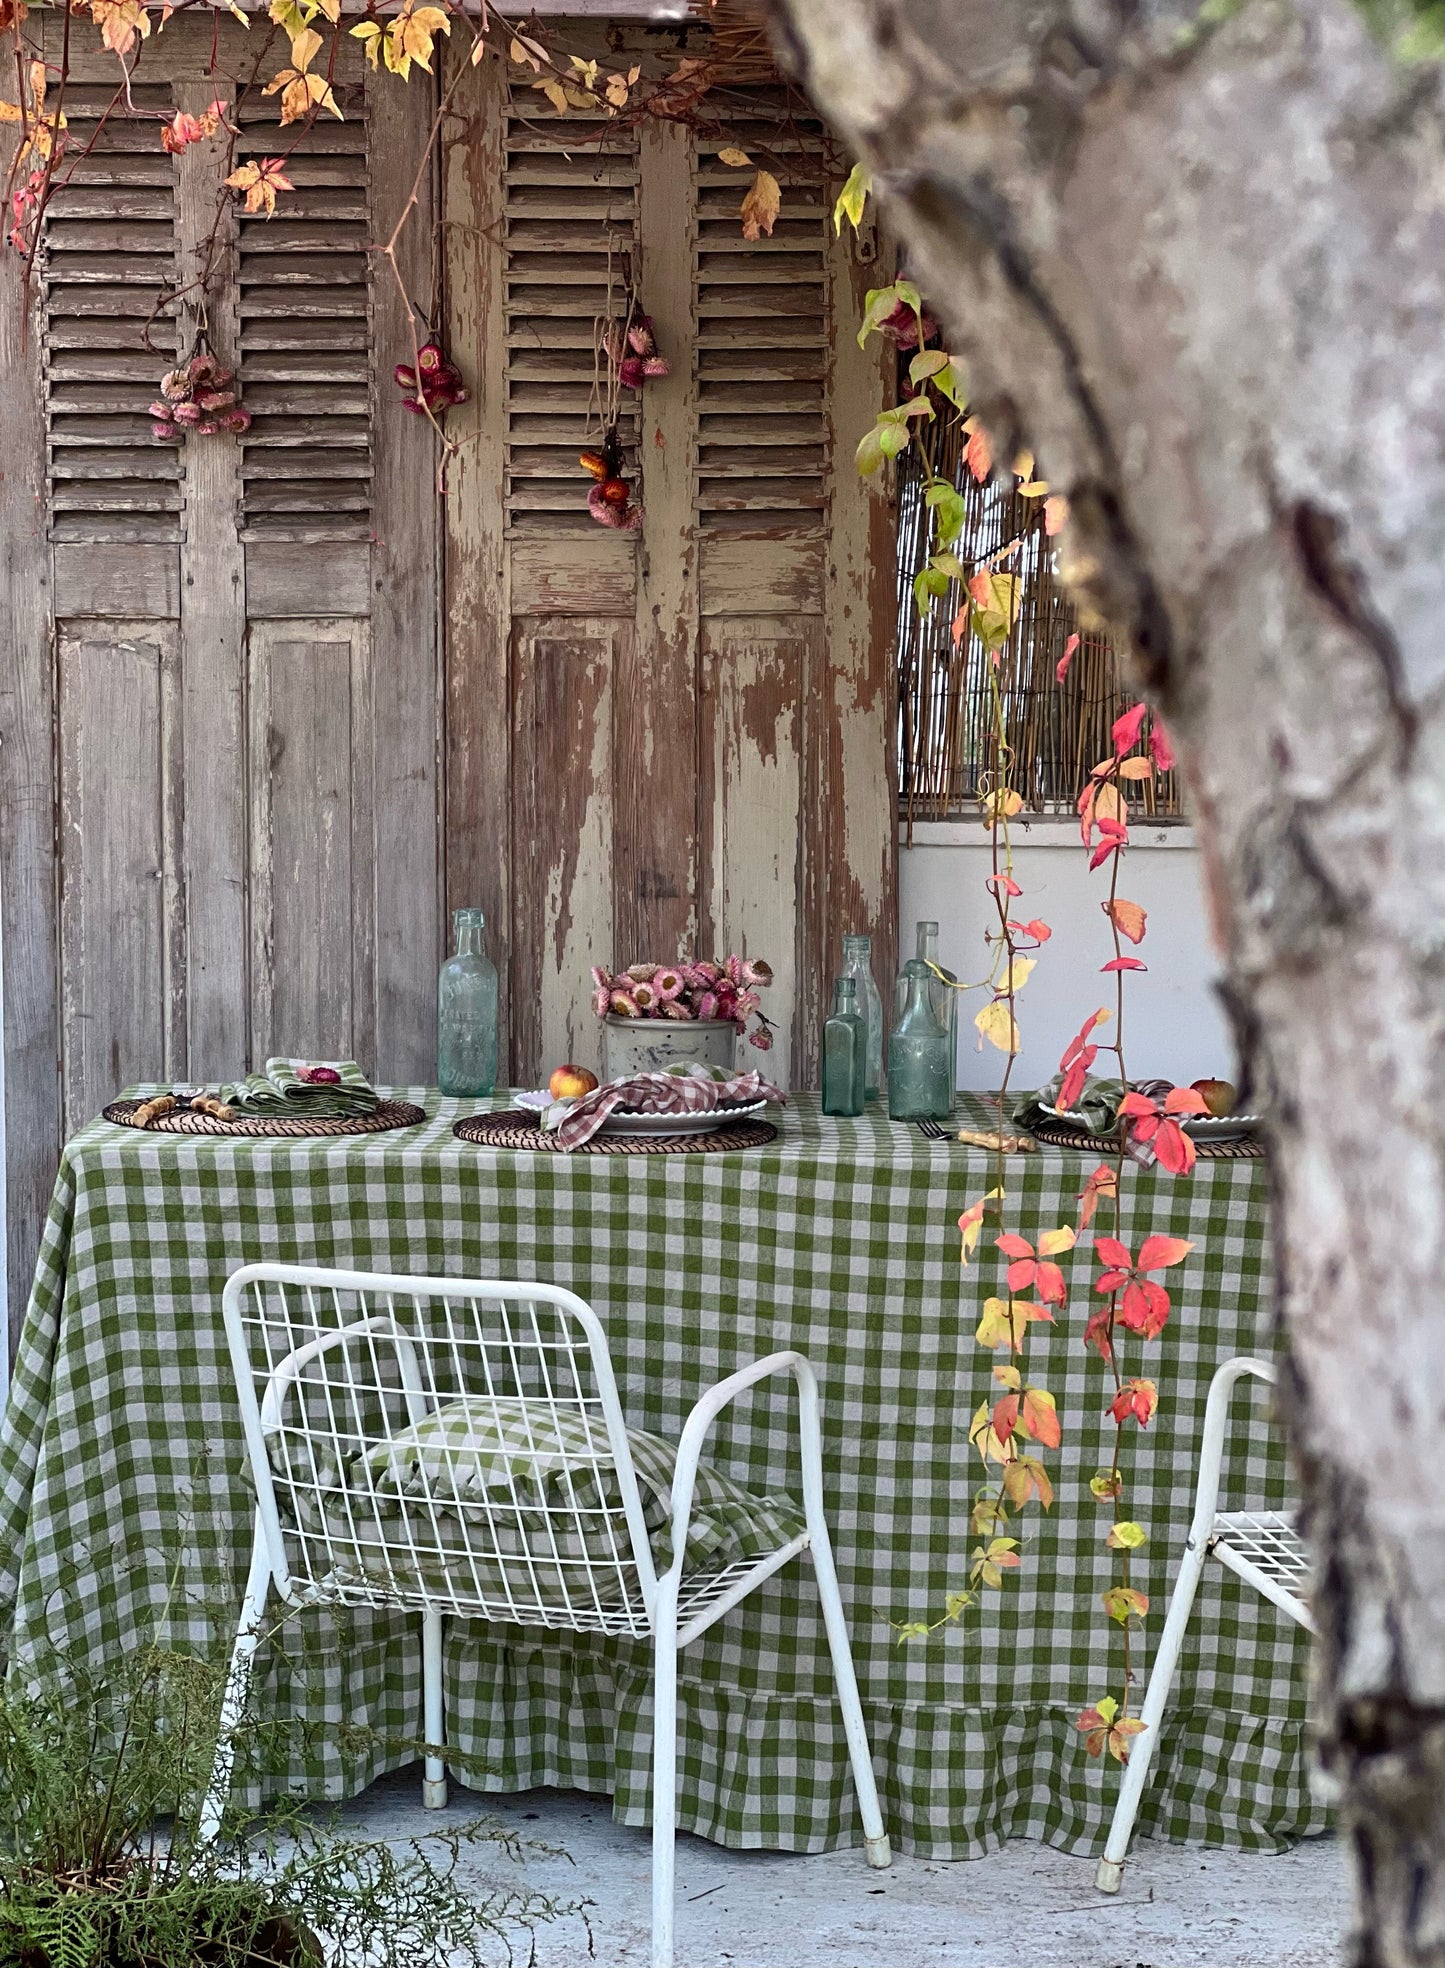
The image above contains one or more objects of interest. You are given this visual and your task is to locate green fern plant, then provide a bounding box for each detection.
[0,1617,570,1968]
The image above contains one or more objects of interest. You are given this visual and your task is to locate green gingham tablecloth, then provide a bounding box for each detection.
[0,1091,1327,1859]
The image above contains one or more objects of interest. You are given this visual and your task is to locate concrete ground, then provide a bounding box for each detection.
[339,1772,1347,1968]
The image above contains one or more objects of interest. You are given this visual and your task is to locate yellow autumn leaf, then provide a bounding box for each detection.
[0,101,19,123]
[1037,1224,1077,1258]
[1017,479,1049,497]
[1013,449,1034,479]
[1092,781,1127,826]
[718,145,752,167]
[740,168,781,241]
[225,156,294,217]
[980,786,1023,829]
[508,35,541,70]
[389,1,450,78]
[1117,756,1154,781]
[1003,956,1035,993]
[969,1400,1016,1470]
[974,997,1020,1055]
[976,1298,1017,1350]
[263,63,341,125]
[288,26,322,71]
[350,19,382,65]
[536,75,569,113]
[604,71,631,107]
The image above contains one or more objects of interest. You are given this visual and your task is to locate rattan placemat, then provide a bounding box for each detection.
[454,1109,779,1155]
[103,1098,427,1137]
[1027,1117,1264,1159]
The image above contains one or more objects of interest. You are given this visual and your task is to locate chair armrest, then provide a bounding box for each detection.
[660,1351,819,1585]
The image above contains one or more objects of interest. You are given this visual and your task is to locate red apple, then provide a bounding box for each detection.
[549,1064,599,1101]
[1191,1077,1237,1118]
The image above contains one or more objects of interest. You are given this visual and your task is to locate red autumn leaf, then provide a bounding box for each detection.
[1095,1268,1130,1294]
[964,420,992,484]
[1149,1117,1197,1176]
[1008,917,1052,944]
[1120,1277,1171,1338]
[995,1233,1034,1261]
[1105,898,1147,945]
[1058,1058,1091,1109]
[1032,1261,1067,1307]
[991,1393,1020,1446]
[1117,1090,1157,1118]
[986,872,1022,897]
[1021,1385,1062,1449]
[1077,1162,1117,1230]
[1093,1234,1129,1269]
[1110,1378,1159,1428]
[1149,717,1176,774]
[1138,1234,1194,1271]
[1056,630,1080,683]
[951,605,970,649]
[1111,703,1148,757]
[1083,1304,1114,1361]
[1101,957,1147,972]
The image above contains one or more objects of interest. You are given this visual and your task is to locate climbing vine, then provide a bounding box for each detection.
[839,174,1206,1766]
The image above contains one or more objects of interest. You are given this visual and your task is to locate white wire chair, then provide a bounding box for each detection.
[200,1262,891,1968]
[1096,1355,1314,1893]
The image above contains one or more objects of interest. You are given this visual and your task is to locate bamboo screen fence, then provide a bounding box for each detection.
[894,419,1182,832]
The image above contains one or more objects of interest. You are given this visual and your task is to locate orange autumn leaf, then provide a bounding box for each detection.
[1044,493,1069,535]
[225,156,294,217]
[1021,1385,1062,1449]
[86,0,150,57]
[963,416,991,483]
[740,168,780,241]
[1105,897,1147,945]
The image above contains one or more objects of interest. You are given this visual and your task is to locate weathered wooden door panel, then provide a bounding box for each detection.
[511,620,624,1082]
[247,623,374,1070]
[1,17,441,1342]
[442,37,895,1093]
[699,623,815,1093]
[56,627,184,1134]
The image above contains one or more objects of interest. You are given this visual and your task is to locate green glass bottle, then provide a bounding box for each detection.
[438,907,498,1097]
[822,976,866,1117]
[888,959,953,1121]
[840,933,883,1099]
[914,920,958,1097]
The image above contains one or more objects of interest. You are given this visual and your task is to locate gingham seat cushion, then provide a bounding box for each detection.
[318,1397,806,1587]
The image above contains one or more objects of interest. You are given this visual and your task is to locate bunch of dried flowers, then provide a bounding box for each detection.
[592,956,775,1050]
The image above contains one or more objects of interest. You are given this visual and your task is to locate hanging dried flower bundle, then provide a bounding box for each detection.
[578,426,641,531]
[150,349,249,441]
[394,338,469,417]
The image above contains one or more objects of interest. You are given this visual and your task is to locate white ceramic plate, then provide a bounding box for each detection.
[599,1100,768,1138]
[1039,1101,1261,1142]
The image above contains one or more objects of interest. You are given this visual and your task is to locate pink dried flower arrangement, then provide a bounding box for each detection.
[592,955,776,1047]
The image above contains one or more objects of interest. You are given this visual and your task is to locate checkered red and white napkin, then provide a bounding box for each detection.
[546,1067,784,1151]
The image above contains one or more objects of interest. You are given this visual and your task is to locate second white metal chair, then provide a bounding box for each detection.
[201,1262,891,1968]
[1096,1355,1313,1892]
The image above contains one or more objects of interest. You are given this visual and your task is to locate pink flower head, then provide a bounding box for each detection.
[661,999,693,1020]
[148,400,172,420]
[742,958,773,987]
[690,960,721,985]
[617,354,646,389]
[610,988,640,1017]
[653,968,684,1001]
[298,1064,340,1085]
[723,955,744,988]
[173,402,202,426]
[631,979,658,1012]
[642,355,670,378]
[748,1027,773,1050]
[591,964,613,992]
[222,407,251,434]
[592,986,611,1017]
[151,421,178,441]
[697,990,720,1022]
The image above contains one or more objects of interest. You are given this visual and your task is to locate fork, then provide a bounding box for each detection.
[915,1118,951,1141]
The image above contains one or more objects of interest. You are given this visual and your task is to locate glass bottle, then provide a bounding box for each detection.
[438,907,498,1097]
[914,920,958,1098]
[888,959,953,1121]
[822,976,866,1117]
[840,933,883,1100]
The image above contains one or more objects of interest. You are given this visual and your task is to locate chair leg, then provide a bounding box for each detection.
[421,1608,447,1810]
[1095,1535,1212,1892]
[651,1580,680,1968]
[809,1537,891,1868]
[199,1520,272,1845]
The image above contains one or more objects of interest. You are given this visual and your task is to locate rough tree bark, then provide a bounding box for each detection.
[762,1,1445,1960]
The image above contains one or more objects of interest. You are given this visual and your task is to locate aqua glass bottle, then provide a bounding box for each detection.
[822,976,866,1117]
[888,959,953,1121]
[840,933,883,1100]
[438,906,498,1097]
[914,920,958,1098]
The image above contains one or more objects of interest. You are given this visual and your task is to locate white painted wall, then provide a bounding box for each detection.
[897,819,1236,1095]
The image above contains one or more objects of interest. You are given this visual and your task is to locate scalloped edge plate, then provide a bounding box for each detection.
[1039,1101,1261,1142]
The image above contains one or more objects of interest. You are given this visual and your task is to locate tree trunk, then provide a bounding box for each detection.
[764,1,1445,1959]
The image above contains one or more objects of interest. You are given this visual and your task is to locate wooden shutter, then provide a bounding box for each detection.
[443,29,895,1092]
[236,93,373,541]
[41,81,181,545]
[695,93,828,535]
[0,16,442,1343]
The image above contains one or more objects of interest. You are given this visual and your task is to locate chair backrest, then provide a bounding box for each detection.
[221,1263,662,1633]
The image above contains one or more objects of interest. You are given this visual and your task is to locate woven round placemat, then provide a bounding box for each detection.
[453,1109,779,1155]
[1027,1117,1264,1159]
[102,1098,428,1137]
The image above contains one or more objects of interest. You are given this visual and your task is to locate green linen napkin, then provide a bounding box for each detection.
[1013,1074,1127,1137]
[223,1057,379,1119]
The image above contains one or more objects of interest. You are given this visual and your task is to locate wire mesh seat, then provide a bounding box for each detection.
[1096,1357,1313,1893]
[200,1262,890,1968]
